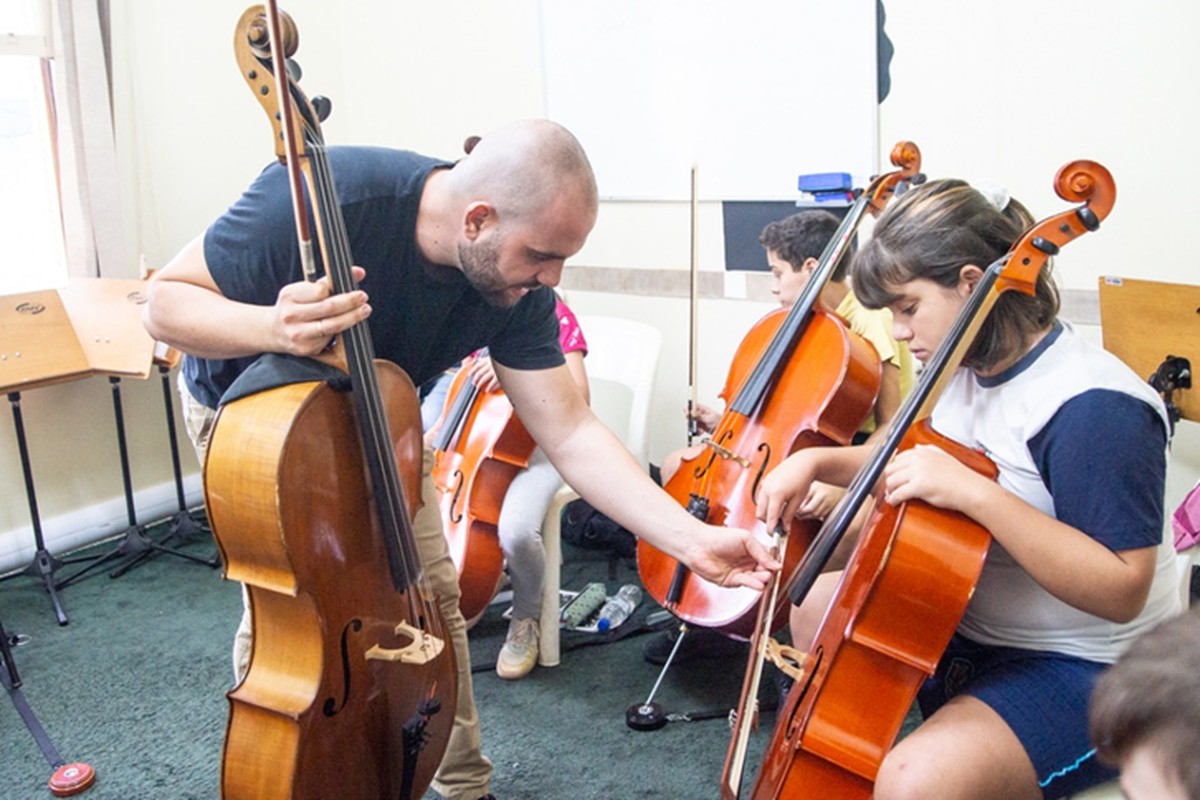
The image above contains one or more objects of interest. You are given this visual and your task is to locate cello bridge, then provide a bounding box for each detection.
[703,439,751,468]
[765,638,809,683]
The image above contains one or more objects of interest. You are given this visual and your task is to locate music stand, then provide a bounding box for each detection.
[0,288,96,625]
[1097,276,1199,425]
[53,278,217,587]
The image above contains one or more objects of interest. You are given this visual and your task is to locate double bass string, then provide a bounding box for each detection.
[299,113,446,639]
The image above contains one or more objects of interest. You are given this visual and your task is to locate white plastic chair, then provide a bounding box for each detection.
[537,315,663,666]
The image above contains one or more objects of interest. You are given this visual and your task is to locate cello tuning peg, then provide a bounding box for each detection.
[285,58,302,83]
[311,96,333,122]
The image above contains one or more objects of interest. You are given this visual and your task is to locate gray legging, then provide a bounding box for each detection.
[497,447,563,621]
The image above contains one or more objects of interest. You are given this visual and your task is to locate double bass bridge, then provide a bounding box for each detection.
[366,620,446,664]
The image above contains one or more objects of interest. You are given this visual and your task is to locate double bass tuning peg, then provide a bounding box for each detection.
[311,96,332,122]
[280,57,331,122]
[284,58,302,84]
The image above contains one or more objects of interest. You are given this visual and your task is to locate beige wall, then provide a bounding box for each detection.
[3,1,1197,572]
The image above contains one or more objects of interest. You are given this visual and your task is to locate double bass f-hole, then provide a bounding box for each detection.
[322,619,363,718]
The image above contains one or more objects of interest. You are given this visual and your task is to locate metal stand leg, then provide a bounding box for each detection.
[1,619,64,766]
[0,392,95,626]
[112,366,217,575]
[1,619,97,793]
[56,378,217,588]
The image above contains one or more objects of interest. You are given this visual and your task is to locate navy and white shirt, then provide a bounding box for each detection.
[931,321,1179,663]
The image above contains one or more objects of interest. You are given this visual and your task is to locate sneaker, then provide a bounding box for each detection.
[641,624,747,666]
[496,617,539,680]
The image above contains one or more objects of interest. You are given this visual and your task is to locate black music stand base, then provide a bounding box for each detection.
[0,549,87,627]
[107,518,219,579]
[54,522,218,589]
[108,364,219,577]
[2,391,108,626]
[55,377,218,589]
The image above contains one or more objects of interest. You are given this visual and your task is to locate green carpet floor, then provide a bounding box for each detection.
[1,515,811,799]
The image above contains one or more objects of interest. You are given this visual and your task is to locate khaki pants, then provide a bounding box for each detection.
[181,374,492,800]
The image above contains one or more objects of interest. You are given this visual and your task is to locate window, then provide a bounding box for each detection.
[0,0,67,294]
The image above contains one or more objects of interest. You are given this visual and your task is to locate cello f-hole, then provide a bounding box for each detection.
[448,471,465,524]
[748,442,772,505]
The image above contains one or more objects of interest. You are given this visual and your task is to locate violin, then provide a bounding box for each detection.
[724,160,1117,799]
[202,5,455,798]
[430,353,536,624]
[636,143,923,639]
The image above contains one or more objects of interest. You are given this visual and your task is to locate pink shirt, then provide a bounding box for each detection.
[556,299,587,356]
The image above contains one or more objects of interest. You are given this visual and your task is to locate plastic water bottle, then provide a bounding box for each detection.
[596,584,643,632]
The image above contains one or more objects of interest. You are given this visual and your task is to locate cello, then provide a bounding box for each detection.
[722,160,1116,798]
[429,352,536,624]
[202,5,455,798]
[636,143,922,638]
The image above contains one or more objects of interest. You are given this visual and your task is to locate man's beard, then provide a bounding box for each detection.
[459,236,520,308]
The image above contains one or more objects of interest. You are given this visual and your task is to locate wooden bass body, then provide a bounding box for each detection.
[204,360,457,800]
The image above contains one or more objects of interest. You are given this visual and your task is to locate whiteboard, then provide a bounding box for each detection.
[541,0,879,201]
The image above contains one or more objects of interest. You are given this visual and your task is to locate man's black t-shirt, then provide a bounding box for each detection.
[184,146,563,409]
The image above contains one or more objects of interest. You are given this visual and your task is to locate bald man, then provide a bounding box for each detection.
[145,119,776,800]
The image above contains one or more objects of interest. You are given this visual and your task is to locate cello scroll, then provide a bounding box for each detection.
[999,160,1115,292]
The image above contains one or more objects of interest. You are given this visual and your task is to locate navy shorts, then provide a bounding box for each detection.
[918,633,1118,799]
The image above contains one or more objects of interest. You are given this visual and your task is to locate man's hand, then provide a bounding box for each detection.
[682,524,781,592]
[273,266,370,356]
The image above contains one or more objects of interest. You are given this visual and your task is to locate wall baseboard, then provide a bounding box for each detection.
[0,476,204,576]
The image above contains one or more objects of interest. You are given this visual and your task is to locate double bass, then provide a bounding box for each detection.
[722,160,1116,798]
[202,5,455,798]
[636,143,923,638]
